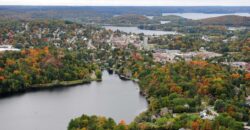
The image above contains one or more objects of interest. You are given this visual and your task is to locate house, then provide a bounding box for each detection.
[199,109,216,120]
[87,40,96,50]
[244,123,250,130]
[160,107,172,116]
[230,36,239,41]
[200,110,207,118]
[246,63,250,72]
[202,35,211,42]
[246,96,250,106]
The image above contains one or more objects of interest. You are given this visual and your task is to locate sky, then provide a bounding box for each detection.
[0,0,250,6]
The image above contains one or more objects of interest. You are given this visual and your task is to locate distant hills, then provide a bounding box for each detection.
[152,15,250,27]
[0,6,250,19]
[107,14,151,26]
[197,15,250,26]
[98,13,250,27]
[0,6,250,27]
[0,6,250,16]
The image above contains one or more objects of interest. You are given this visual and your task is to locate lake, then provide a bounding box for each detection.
[162,13,250,20]
[0,71,148,130]
[104,26,178,35]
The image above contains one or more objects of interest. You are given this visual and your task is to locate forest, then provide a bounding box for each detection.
[0,19,249,130]
[69,48,250,130]
[0,47,102,94]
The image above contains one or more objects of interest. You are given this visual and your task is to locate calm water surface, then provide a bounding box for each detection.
[0,71,148,130]
[104,26,178,35]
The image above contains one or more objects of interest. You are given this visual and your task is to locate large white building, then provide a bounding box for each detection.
[0,45,20,52]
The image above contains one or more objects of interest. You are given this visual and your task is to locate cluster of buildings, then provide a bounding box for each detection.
[153,47,250,73]
[222,62,250,72]
[202,34,240,44]
[0,22,104,50]
[108,34,149,50]
[153,48,222,63]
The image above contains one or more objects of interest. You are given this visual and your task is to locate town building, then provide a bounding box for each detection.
[0,45,20,52]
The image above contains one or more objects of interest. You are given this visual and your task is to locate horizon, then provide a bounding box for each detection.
[1,0,250,6]
[1,5,250,7]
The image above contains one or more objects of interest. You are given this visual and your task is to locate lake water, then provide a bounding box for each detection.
[0,71,148,130]
[104,26,178,35]
[162,13,250,20]
[160,21,171,24]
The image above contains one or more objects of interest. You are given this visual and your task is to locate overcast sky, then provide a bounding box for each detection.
[0,0,250,6]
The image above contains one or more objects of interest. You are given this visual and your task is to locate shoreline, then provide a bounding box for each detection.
[109,68,149,98]
[0,78,102,98]
[0,69,148,100]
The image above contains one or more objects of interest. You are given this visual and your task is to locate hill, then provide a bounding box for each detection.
[197,15,250,26]
[107,14,151,26]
